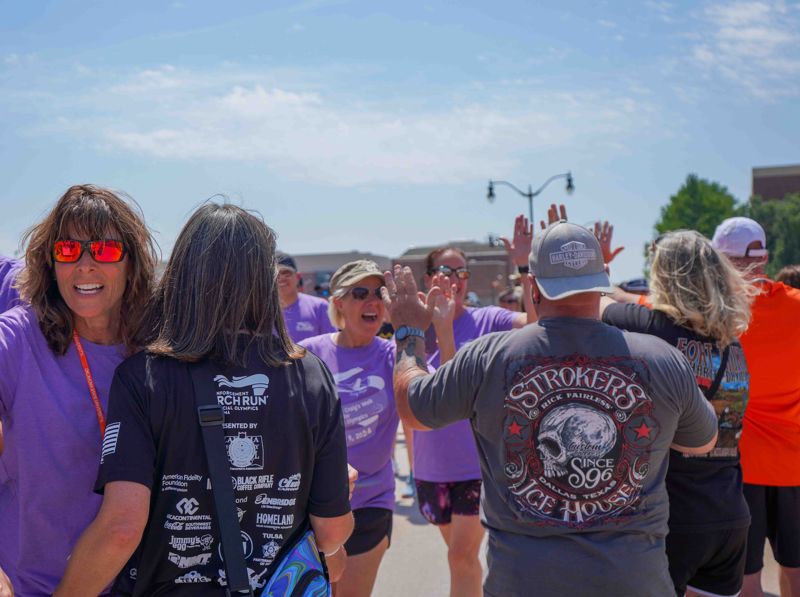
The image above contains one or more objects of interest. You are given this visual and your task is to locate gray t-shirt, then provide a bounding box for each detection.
[408,317,717,597]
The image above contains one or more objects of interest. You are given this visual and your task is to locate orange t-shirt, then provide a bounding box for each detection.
[739,280,800,486]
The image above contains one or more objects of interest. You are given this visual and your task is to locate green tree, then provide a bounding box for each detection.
[738,193,800,278]
[654,174,739,238]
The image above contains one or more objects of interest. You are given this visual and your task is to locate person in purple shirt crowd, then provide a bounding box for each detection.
[0,185,157,597]
[412,215,537,597]
[299,259,400,597]
[278,251,337,342]
[0,256,22,313]
[0,256,22,459]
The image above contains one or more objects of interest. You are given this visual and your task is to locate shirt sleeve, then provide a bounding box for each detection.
[408,333,496,428]
[667,350,718,448]
[487,306,516,332]
[0,308,26,419]
[602,303,658,334]
[306,357,351,518]
[317,301,336,335]
[95,356,156,493]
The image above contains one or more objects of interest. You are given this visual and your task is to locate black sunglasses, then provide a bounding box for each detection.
[348,286,384,300]
[428,265,470,280]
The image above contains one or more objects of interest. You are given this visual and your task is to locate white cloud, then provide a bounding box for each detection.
[692,1,800,97]
[33,65,659,186]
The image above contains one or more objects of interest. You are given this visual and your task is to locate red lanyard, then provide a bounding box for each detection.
[73,330,106,437]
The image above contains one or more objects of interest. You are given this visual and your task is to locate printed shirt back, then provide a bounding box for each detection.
[96,343,349,596]
[407,318,716,595]
[410,318,716,535]
[603,303,750,530]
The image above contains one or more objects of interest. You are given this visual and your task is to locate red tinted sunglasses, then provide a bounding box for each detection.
[53,239,126,263]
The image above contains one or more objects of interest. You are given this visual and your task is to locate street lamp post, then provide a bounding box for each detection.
[487,172,574,224]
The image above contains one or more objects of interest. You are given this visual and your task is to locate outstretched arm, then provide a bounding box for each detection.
[501,215,538,327]
[382,265,435,431]
[594,220,624,265]
[54,481,150,596]
[430,272,457,364]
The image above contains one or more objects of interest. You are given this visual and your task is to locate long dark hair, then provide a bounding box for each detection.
[17,184,157,355]
[147,203,302,366]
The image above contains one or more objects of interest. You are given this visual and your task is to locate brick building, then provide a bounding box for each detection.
[752,164,800,200]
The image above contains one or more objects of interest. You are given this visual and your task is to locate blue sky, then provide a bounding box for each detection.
[1,0,798,281]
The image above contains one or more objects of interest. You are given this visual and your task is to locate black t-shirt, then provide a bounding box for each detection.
[602,303,750,532]
[97,343,350,595]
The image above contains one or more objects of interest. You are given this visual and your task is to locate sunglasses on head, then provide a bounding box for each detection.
[428,265,470,280]
[347,286,384,300]
[53,239,126,264]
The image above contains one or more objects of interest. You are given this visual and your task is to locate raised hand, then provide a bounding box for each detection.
[594,220,624,264]
[539,203,568,230]
[382,265,434,330]
[500,215,533,267]
[428,272,456,326]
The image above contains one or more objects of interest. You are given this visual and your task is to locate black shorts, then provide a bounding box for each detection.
[744,483,800,573]
[666,527,748,596]
[344,507,393,556]
[415,478,481,526]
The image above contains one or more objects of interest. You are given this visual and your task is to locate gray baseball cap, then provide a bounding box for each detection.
[530,221,614,300]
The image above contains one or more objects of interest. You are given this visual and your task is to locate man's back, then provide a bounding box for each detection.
[409,317,717,597]
[739,280,800,486]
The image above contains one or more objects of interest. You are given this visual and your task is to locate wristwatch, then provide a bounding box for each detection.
[517,265,530,274]
[394,325,425,341]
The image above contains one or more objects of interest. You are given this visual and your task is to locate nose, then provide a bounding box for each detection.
[75,247,96,270]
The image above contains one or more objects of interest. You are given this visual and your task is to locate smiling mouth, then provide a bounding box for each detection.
[362,313,378,323]
[75,283,103,295]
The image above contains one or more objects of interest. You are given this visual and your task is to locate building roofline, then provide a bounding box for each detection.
[752,164,800,178]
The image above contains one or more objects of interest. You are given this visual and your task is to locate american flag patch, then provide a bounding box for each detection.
[101,422,121,463]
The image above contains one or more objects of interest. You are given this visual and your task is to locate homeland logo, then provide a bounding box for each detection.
[549,241,597,270]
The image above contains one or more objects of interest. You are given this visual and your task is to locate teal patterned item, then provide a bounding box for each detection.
[261,529,331,597]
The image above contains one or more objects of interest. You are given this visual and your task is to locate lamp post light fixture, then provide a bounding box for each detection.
[487,171,574,224]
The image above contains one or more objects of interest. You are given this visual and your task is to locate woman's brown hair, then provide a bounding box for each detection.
[147,202,302,367]
[16,184,158,355]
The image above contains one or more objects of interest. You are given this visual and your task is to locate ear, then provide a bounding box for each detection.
[530,276,542,304]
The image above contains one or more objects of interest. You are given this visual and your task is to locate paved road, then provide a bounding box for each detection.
[373,431,781,597]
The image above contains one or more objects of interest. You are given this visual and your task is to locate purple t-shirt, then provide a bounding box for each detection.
[283,293,336,343]
[0,307,125,596]
[299,333,398,511]
[0,257,22,313]
[414,306,515,482]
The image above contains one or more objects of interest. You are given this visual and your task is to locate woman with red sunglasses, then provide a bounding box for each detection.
[0,185,157,597]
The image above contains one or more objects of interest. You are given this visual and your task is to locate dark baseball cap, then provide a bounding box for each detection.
[276,251,297,272]
[530,221,614,300]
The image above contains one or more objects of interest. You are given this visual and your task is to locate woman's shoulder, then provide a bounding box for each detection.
[297,332,333,352]
[0,305,40,343]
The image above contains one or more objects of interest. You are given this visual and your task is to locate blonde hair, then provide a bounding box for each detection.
[649,230,758,347]
[327,294,345,330]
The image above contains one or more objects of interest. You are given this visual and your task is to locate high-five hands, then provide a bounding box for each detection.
[540,203,568,230]
[594,221,624,264]
[500,215,534,267]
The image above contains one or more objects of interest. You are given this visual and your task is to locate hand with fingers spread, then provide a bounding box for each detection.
[539,203,568,230]
[429,272,456,327]
[594,221,624,264]
[500,215,534,267]
[382,265,434,330]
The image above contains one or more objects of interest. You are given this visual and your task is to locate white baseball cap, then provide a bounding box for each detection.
[711,217,768,258]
